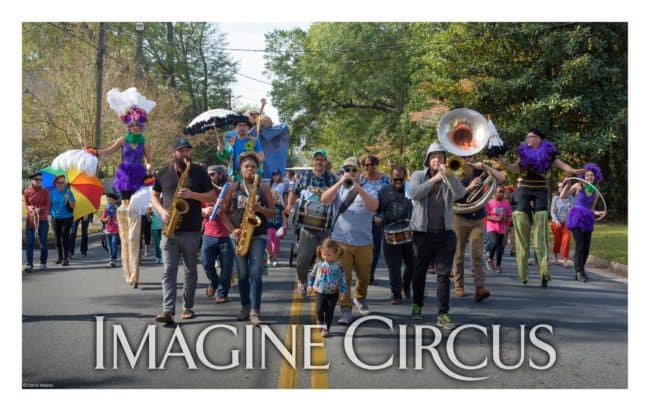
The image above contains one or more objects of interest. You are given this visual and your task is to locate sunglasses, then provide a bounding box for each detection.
[32,178,42,181]
[343,167,358,173]
[392,178,405,182]
[363,163,375,167]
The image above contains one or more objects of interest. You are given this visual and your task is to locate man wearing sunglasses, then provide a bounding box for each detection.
[284,149,337,297]
[321,157,379,326]
[23,172,51,272]
[408,142,465,329]
[377,165,414,304]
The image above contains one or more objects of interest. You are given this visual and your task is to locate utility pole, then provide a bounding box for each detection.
[94,22,106,149]
[135,22,145,80]
[228,89,232,110]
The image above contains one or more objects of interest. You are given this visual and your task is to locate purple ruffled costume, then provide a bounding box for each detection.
[566,188,596,232]
[114,143,146,192]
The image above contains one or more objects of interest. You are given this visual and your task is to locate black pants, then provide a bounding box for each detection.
[412,230,456,314]
[316,292,339,330]
[141,215,152,246]
[571,228,592,274]
[69,215,92,256]
[370,223,383,280]
[383,240,414,298]
[487,231,505,266]
[516,187,548,212]
[54,218,73,261]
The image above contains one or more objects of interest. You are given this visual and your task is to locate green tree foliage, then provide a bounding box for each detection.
[265,22,627,218]
[23,22,238,175]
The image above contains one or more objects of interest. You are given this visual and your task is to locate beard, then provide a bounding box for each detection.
[174,156,190,170]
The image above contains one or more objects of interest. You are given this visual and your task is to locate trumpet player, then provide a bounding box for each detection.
[452,155,505,302]
[408,142,465,329]
[221,152,276,326]
[151,138,215,325]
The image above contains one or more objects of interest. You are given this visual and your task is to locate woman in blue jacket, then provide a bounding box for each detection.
[49,175,75,266]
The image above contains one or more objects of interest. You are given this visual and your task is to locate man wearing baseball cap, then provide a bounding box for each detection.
[321,156,379,325]
[151,137,215,324]
[284,148,337,296]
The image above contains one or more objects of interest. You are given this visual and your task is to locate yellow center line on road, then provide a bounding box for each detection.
[310,296,328,389]
[277,285,304,388]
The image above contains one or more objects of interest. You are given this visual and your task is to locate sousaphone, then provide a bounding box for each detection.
[437,108,497,214]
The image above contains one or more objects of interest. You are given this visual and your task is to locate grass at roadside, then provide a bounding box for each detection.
[588,223,627,265]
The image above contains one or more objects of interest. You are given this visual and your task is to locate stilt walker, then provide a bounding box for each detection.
[98,88,156,288]
[499,128,585,288]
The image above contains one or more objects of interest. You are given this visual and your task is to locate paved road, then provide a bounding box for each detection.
[22,235,627,388]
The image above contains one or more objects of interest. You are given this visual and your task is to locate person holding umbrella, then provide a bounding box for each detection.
[49,175,75,266]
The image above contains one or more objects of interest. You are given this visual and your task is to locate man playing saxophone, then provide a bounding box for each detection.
[151,138,215,324]
[220,152,276,326]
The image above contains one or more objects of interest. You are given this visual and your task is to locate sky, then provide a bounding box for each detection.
[216,22,311,124]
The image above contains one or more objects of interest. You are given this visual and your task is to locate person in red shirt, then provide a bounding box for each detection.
[23,172,51,272]
[200,165,234,304]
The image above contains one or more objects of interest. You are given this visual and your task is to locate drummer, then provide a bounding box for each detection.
[377,165,415,305]
[284,149,338,297]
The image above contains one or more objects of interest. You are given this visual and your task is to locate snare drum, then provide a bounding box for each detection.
[384,228,413,245]
[297,201,331,231]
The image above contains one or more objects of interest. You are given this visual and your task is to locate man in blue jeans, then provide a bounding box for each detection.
[23,172,51,272]
[200,165,234,303]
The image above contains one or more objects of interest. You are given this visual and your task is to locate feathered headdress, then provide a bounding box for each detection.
[106,87,156,126]
[581,163,604,183]
[485,119,508,158]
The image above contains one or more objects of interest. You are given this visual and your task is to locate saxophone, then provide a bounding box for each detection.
[235,174,262,256]
[163,159,191,238]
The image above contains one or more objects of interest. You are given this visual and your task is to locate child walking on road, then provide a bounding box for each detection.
[307,238,347,337]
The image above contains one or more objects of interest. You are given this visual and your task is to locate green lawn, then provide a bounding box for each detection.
[588,223,628,265]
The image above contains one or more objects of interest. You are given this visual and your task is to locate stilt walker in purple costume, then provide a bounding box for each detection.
[499,128,585,288]
[98,88,155,288]
[562,163,606,282]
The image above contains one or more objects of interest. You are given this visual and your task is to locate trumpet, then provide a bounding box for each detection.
[445,155,467,177]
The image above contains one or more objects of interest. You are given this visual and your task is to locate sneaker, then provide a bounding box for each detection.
[55,259,62,265]
[107,261,115,268]
[486,259,494,271]
[411,304,422,320]
[541,278,549,288]
[338,309,352,326]
[23,265,33,273]
[62,258,69,266]
[298,283,307,297]
[474,287,490,303]
[272,259,278,267]
[436,313,455,330]
[237,305,251,321]
[154,257,162,264]
[38,264,46,271]
[353,298,369,315]
[577,272,588,283]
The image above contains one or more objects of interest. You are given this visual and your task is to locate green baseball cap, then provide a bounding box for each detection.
[313,148,328,159]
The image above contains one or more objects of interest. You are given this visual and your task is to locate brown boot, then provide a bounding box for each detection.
[454,286,465,297]
[249,310,262,326]
[474,287,490,302]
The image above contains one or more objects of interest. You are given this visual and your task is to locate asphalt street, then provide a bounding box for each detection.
[22,234,627,389]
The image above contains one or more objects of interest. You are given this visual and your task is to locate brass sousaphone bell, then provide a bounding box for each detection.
[437,108,497,214]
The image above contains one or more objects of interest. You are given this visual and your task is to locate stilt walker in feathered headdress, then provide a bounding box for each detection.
[97,87,156,288]
[498,128,585,289]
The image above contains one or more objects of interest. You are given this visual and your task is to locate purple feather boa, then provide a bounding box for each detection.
[518,140,558,175]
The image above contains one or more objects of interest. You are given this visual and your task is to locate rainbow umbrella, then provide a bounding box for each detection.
[39,167,104,221]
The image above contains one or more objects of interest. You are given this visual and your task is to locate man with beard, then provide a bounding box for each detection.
[376,165,414,304]
[200,165,235,304]
[284,149,337,296]
[151,138,215,324]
